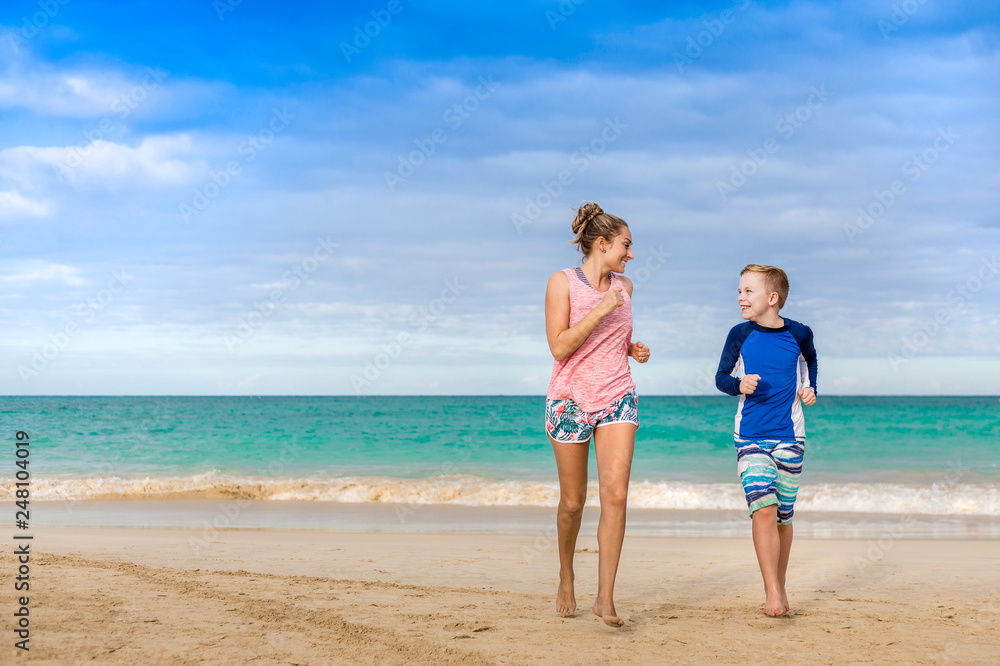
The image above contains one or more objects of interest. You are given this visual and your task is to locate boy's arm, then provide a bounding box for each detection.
[799,326,818,395]
[788,321,818,396]
[715,326,744,396]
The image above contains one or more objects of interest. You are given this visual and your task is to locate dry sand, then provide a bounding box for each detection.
[2,524,998,664]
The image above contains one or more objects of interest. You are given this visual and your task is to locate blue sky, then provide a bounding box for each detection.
[1,0,998,395]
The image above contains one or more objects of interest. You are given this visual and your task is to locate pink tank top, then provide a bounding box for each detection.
[546,268,635,412]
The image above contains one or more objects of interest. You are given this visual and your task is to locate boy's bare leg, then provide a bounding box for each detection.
[591,423,636,627]
[777,523,793,611]
[550,437,590,617]
[751,504,785,616]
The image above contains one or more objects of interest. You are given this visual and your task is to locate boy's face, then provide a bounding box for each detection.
[738,272,777,321]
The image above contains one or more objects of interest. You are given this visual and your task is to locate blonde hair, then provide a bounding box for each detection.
[569,202,628,256]
[741,264,790,309]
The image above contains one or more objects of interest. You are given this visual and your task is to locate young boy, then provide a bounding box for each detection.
[715,264,818,617]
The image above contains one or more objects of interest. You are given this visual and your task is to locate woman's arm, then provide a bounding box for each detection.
[618,276,650,363]
[545,271,623,362]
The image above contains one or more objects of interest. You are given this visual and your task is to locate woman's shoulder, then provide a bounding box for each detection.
[617,274,633,296]
[548,269,573,283]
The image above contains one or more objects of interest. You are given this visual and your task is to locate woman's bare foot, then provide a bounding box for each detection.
[592,599,624,627]
[556,575,576,617]
[780,588,790,613]
[763,588,786,617]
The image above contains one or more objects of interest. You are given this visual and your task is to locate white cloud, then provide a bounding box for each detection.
[0,134,204,189]
[0,63,134,117]
[0,46,234,124]
[0,189,51,218]
[0,263,84,286]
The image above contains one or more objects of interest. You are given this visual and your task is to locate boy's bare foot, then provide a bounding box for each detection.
[763,589,786,617]
[556,575,576,617]
[592,599,624,627]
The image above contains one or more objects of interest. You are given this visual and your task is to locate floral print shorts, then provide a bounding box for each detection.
[544,391,639,444]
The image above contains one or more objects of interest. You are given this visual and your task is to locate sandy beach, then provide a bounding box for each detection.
[3,511,998,665]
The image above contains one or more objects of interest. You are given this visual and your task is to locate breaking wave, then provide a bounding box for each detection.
[3,472,999,515]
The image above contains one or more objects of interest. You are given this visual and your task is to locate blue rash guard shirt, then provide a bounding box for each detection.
[715,319,818,441]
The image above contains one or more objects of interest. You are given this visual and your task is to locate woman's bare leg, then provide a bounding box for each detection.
[591,422,636,627]
[550,437,590,617]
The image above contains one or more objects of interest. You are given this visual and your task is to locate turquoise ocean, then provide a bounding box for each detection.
[3,394,998,502]
[3,396,999,535]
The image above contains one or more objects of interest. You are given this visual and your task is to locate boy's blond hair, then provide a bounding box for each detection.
[741,264,789,310]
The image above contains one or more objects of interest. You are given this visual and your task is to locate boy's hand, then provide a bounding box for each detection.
[629,342,650,363]
[798,387,816,406]
[740,374,760,394]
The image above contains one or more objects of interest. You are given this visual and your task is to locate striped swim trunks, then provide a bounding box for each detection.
[735,438,804,525]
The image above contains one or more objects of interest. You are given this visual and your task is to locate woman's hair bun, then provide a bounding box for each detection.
[572,202,604,236]
[568,201,628,256]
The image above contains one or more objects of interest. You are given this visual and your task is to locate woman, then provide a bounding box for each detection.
[544,201,650,627]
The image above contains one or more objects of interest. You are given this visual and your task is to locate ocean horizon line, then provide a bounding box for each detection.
[4,394,999,399]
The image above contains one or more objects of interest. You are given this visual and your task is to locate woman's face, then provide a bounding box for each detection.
[602,227,634,273]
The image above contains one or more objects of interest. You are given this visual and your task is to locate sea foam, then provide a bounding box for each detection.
[3,473,999,515]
